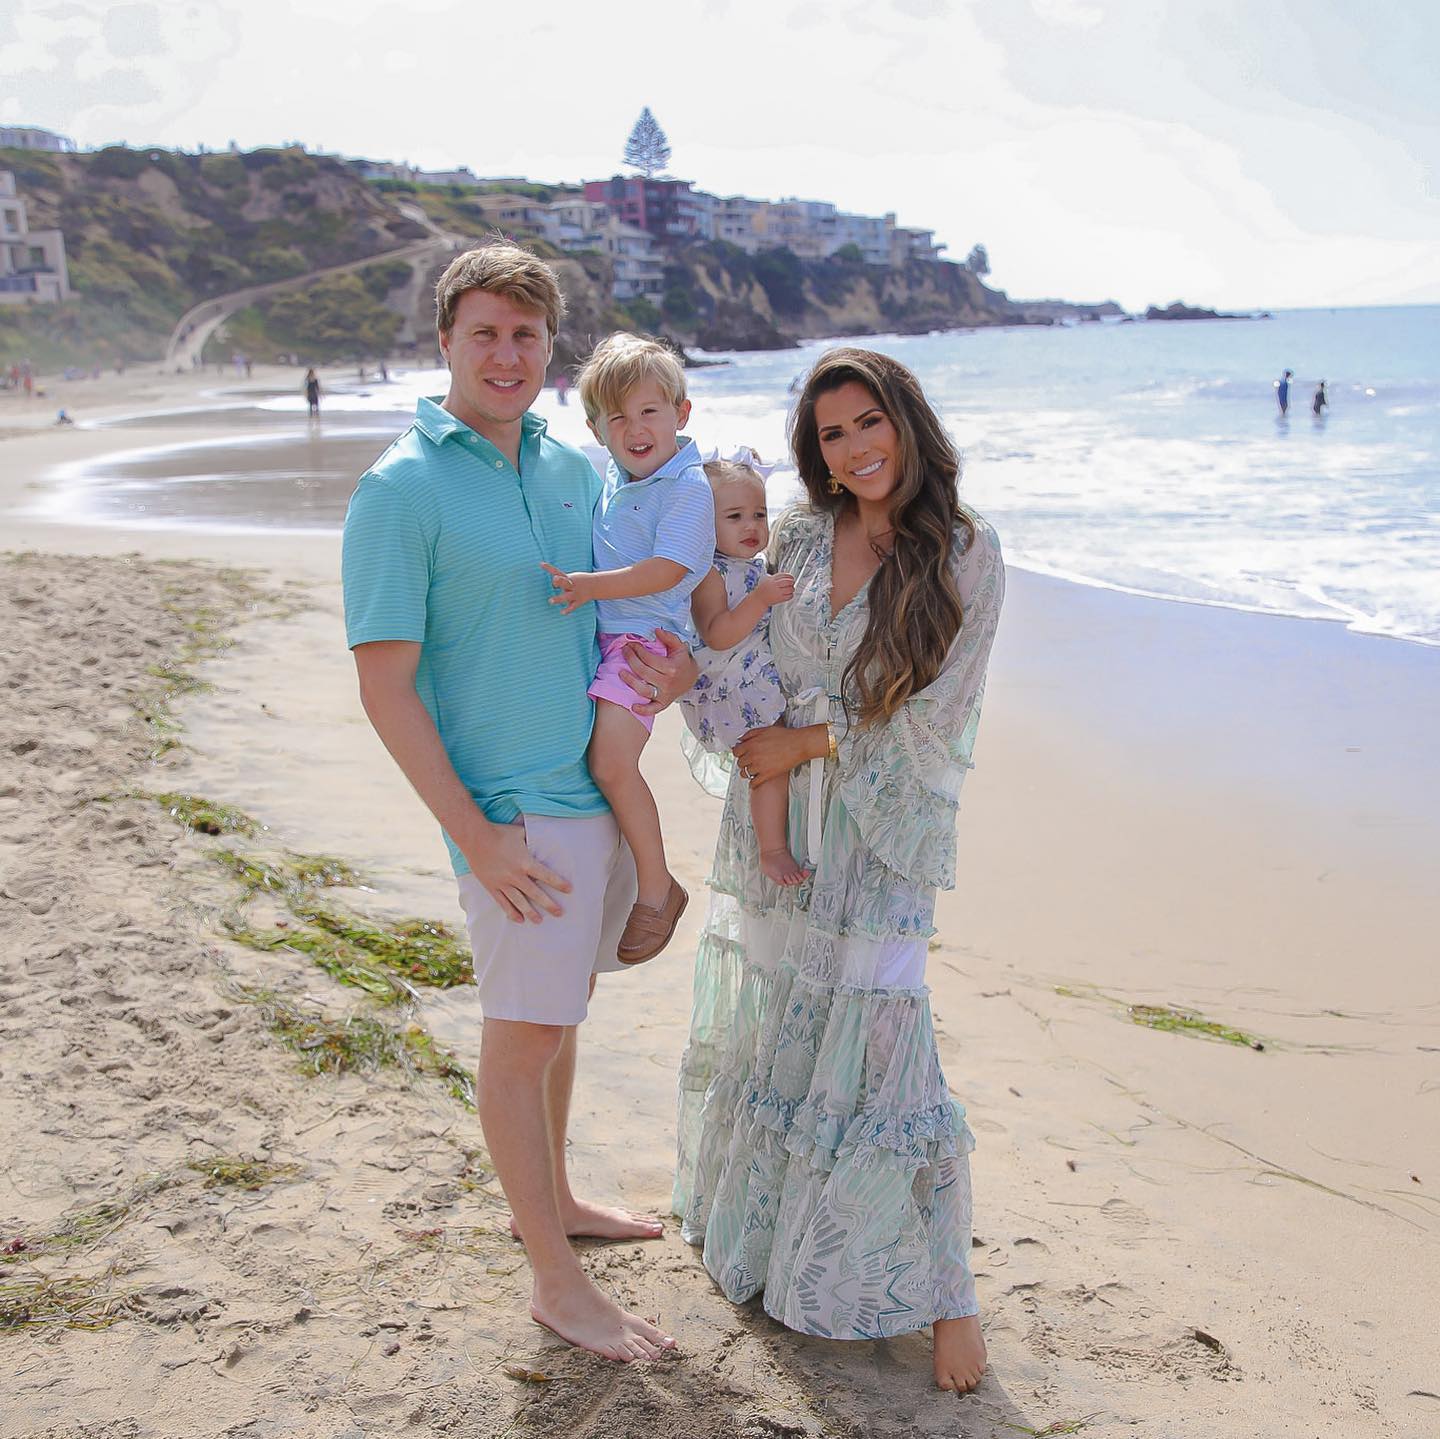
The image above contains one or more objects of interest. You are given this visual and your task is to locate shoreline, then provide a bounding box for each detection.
[8,374,1439,651]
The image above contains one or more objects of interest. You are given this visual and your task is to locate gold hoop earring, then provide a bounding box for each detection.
[827,473,842,496]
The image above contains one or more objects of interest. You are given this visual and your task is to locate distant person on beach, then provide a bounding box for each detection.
[674,347,1003,1395]
[1312,380,1328,418]
[1276,368,1293,416]
[304,368,321,418]
[342,243,693,1364]
[539,334,713,964]
[554,372,570,406]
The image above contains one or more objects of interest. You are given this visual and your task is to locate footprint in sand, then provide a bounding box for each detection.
[1099,1196,1150,1247]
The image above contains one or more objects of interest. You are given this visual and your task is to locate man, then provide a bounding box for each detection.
[1276,368,1293,417]
[341,244,693,1363]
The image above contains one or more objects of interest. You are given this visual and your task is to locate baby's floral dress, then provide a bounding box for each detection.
[674,503,1005,1340]
[681,553,787,753]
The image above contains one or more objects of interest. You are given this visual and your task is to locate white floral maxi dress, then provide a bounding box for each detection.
[673,504,1004,1340]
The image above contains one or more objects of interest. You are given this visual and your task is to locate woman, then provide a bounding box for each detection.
[673,348,1004,1393]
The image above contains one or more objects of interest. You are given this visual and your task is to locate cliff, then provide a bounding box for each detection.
[0,145,429,366]
[645,243,1035,351]
[1,146,1048,370]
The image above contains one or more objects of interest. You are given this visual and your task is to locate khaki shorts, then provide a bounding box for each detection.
[456,812,637,1026]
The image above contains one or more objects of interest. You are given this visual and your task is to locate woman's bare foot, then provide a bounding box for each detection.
[933,1314,987,1392]
[531,1272,676,1364]
[511,1199,665,1243]
[759,846,808,886]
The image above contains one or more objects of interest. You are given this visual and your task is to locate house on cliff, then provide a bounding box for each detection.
[0,171,70,305]
[580,174,944,265]
[0,125,76,153]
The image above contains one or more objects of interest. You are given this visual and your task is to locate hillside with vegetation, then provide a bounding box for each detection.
[2,145,1042,370]
[0,145,429,367]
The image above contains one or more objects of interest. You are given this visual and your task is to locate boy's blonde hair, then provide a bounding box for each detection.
[576,333,687,423]
[434,242,565,339]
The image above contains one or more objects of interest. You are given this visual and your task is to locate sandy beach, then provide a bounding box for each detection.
[3,365,1438,1439]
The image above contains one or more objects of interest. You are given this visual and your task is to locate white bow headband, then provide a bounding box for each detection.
[701,445,781,481]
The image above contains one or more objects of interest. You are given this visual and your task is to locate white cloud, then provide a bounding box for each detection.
[11,0,1435,306]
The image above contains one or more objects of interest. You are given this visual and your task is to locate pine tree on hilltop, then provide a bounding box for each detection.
[623,108,671,178]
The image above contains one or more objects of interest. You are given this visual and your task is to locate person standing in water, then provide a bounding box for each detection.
[304,368,322,419]
[1312,380,1328,418]
[1276,369,1293,417]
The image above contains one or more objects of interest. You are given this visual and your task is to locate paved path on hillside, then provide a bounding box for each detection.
[163,218,463,368]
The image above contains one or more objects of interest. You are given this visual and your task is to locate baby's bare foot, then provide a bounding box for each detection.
[933,1314,987,1393]
[531,1275,676,1364]
[759,846,808,886]
[512,1200,664,1243]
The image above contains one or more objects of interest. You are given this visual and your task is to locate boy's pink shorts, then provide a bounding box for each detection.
[588,632,668,733]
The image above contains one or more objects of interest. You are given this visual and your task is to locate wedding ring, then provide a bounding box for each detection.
[648,681,659,701]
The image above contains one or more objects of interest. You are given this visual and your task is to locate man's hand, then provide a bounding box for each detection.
[459,818,573,925]
[755,571,796,607]
[623,629,699,717]
[540,562,598,615]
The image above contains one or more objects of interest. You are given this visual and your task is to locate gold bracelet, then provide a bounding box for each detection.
[825,722,838,762]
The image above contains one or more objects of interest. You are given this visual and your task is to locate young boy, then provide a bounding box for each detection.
[541,334,715,964]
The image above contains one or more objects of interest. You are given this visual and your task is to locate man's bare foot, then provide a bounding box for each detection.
[759,846,808,886]
[531,1274,676,1363]
[933,1314,987,1392]
[511,1199,665,1243]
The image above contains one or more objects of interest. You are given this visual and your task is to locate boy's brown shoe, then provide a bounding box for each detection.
[617,880,688,965]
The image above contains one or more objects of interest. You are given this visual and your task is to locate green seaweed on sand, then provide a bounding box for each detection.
[395,1224,496,1256]
[234,985,412,1075]
[224,918,408,1003]
[3,1173,181,1260]
[1003,1420,1101,1438]
[185,1156,302,1191]
[150,791,263,837]
[220,869,472,997]
[144,664,213,702]
[209,849,361,902]
[405,1024,477,1108]
[1053,985,1266,1051]
[1127,1003,1265,1050]
[0,1267,144,1333]
[228,983,474,1106]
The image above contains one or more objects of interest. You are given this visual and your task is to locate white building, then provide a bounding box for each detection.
[689,189,942,266]
[0,126,76,153]
[604,221,665,300]
[833,210,890,266]
[709,194,767,249]
[541,198,611,250]
[535,201,663,301]
[0,172,70,305]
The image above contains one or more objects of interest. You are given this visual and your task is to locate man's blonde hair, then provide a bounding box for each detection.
[434,242,565,338]
[576,333,687,423]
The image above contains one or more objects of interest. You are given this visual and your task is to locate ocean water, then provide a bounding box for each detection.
[45,304,1440,646]
[684,305,1440,648]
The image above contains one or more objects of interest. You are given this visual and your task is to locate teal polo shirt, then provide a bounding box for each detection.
[342,397,607,875]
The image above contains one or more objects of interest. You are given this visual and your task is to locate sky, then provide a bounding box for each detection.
[2,0,1436,311]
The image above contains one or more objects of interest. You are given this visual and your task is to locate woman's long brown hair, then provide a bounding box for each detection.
[789,347,970,725]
